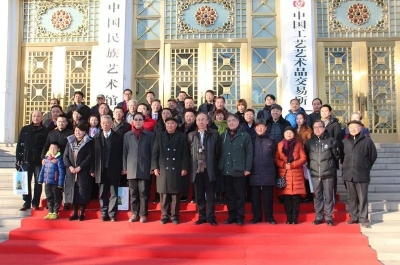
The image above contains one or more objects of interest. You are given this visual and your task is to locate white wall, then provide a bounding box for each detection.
[0,0,19,143]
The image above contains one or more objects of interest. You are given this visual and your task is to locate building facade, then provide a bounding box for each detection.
[0,0,399,143]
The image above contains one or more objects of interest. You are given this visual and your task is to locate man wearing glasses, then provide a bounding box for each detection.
[305,120,340,226]
[122,113,155,223]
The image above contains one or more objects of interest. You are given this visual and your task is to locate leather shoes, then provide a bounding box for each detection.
[32,205,39,210]
[19,206,29,211]
[110,217,116,222]
[194,219,207,225]
[100,216,110,222]
[129,215,139,222]
[312,219,323,225]
[326,220,333,226]
[209,219,217,226]
[139,216,147,223]
[249,219,261,224]
[224,218,237,224]
[172,219,179,225]
[347,219,358,224]
[160,218,169,224]
[78,214,85,221]
[69,214,78,221]
[266,220,277,224]
[236,221,244,226]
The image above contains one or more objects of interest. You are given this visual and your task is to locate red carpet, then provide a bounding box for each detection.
[0,201,380,265]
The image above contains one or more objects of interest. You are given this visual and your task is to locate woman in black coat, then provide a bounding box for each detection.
[64,123,93,221]
[249,119,277,224]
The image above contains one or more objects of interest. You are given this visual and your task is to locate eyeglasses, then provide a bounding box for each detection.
[133,119,143,121]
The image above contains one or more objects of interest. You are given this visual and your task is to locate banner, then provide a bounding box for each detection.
[94,1,127,108]
[280,0,316,113]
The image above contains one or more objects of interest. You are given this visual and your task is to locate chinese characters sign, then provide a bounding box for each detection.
[97,1,126,108]
[280,0,316,112]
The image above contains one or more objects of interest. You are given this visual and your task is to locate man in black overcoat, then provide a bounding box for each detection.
[91,115,123,221]
[151,117,190,224]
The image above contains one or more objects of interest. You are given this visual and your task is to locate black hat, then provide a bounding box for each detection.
[167,98,178,104]
[347,120,363,126]
[254,119,266,126]
[270,104,283,111]
[165,117,178,123]
[283,126,296,134]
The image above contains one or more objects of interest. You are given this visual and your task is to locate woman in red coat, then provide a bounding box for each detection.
[275,126,307,224]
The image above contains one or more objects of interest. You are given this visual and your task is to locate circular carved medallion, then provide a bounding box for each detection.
[51,10,72,31]
[195,6,217,27]
[347,3,370,26]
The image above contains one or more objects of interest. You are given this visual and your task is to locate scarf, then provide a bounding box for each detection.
[214,120,228,135]
[132,126,143,140]
[227,127,239,139]
[282,138,296,163]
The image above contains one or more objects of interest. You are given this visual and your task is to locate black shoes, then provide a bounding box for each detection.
[347,219,358,224]
[172,219,179,225]
[326,220,333,226]
[129,215,139,222]
[266,220,277,224]
[110,217,116,222]
[69,214,78,221]
[78,214,85,221]
[224,218,237,224]
[19,206,29,211]
[160,218,169,224]
[236,221,244,226]
[209,219,217,226]
[312,219,323,225]
[194,219,207,225]
[100,216,110,222]
[249,219,261,224]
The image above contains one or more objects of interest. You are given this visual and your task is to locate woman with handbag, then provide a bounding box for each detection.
[274,126,307,224]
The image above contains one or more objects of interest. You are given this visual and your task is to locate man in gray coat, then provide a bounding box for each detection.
[122,113,155,223]
[151,117,190,224]
[188,113,219,226]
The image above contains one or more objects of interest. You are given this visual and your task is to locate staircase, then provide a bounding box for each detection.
[338,143,400,265]
[0,144,29,242]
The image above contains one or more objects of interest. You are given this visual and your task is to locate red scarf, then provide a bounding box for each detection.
[132,126,143,140]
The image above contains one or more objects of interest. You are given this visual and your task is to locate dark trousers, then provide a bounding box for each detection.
[224,175,246,222]
[128,179,150,217]
[194,171,216,221]
[283,195,301,222]
[251,185,274,221]
[99,173,119,218]
[312,177,334,221]
[22,163,42,208]
[45,184,62,213]
[160,193,181,220]
[150,174,160,201]
[120,174,128,187]
[345,180,369,223]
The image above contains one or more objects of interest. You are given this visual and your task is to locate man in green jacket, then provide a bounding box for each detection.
[218,114,253,226]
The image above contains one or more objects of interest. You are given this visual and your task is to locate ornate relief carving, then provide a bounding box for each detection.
[35,2,88,37]
[329,0,388,32]
[178,0,234,34]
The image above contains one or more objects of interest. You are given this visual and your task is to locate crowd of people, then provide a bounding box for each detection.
[16,90,377,227]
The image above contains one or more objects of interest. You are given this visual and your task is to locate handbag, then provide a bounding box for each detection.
[13,166,28,195]
[276,169,287,189]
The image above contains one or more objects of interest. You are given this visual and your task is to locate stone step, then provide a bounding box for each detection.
[362,221,400,233]
[373,246,400,262]
[371,163,400,169]
[0,216,23,227]
[370,170,400,177]
[0,162,15,168]
[378,143,400,148]
[369,210,400,221]
[375,158,400,164]
[0,206,31,216]
[0,226,18,241]
[368,201,400,211]
[365,233,400,246]
[0,157,15,162]
[0,143,16,148]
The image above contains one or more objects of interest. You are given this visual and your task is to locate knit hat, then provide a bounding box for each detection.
[270,104,282,111]
[283,126,296,134]
[254,119,266,126]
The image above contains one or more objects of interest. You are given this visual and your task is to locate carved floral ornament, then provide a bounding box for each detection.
[35,2,88,37]
[178,0,235,34]
[329,0,388,32]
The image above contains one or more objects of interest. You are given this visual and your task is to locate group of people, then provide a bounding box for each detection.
[16,91,377,227]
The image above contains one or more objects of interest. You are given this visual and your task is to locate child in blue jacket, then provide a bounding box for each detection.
[38,142,65,220]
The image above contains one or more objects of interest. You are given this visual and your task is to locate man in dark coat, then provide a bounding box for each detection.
[91,94,113,117]
[16,110,48,210]
[41,114,73,160]
[43,105,64,131]
[112,106,131,136]
[91,115,124,221]
[256,94,275,121]
[342,120,377,228]
[309,98,322,125]
[305,120,340,226]
[218,114,253,226]
[151,117,190,225]
[198,90,215,114]
[266,104,291,144]
[122,113,155,223]
[188,113,219,226]
[66,91,91,121]
[249,119,277,224]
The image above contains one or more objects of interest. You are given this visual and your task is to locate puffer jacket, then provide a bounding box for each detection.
[305,131,340,179]
[285,107,310,127]
[250,134,276,186]
[38,152,65,187]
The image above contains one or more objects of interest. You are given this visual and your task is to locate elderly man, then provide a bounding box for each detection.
[342,120,377,228]
[305,120,340,226]
[219,114,253,226]
[16,110,49,210]
[151,117,190,225]
[91,115,124,222]
[123,112,155,223]
[125,99,138,124]
[266,104,291,144]
[188,113,219,226]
